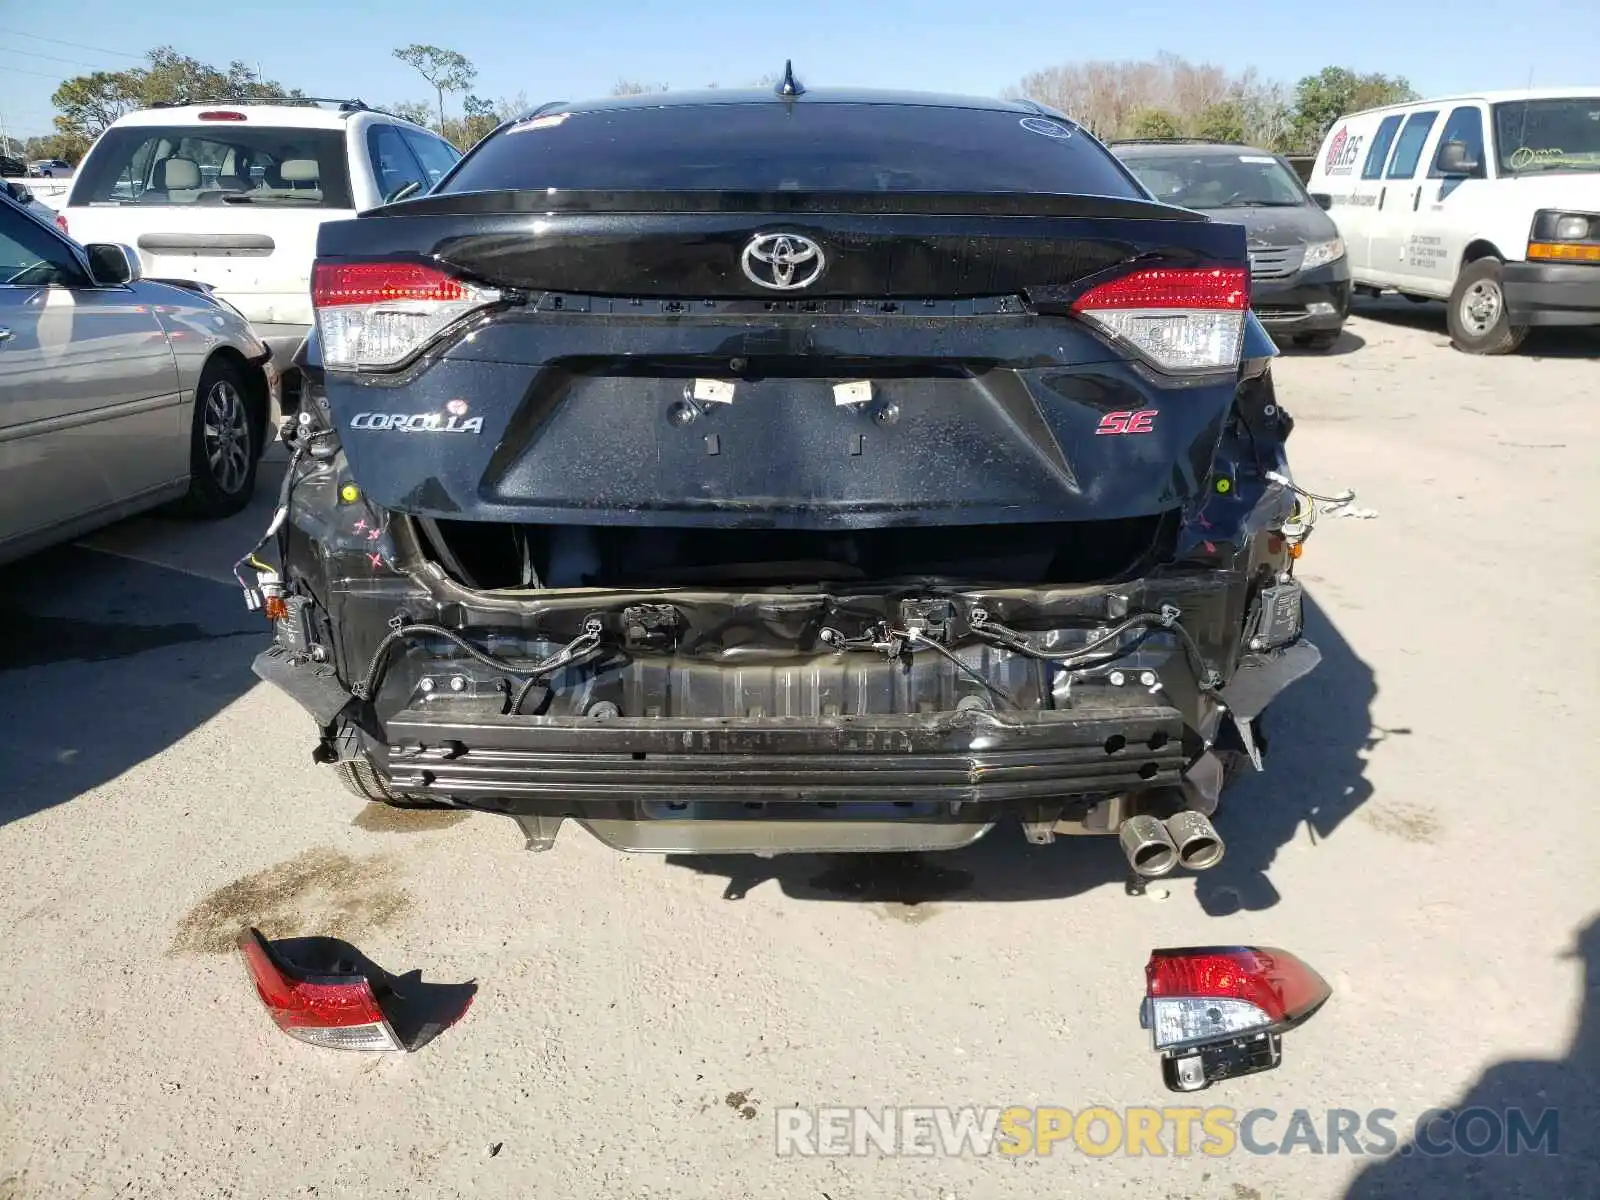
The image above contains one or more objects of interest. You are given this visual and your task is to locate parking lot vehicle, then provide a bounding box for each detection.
[255,81,1321,863]
[0,192,276,566]
[58,98,462,401]
[1,179,56,225]
[0,155,25,178]
[30,159,72,178]
[1114,139,1351,350]
[1308,87,1600,353]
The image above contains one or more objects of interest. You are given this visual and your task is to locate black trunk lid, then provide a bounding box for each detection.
[313,191,1247,530]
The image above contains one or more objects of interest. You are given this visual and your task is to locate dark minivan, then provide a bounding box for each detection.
[1113,139,1352,350]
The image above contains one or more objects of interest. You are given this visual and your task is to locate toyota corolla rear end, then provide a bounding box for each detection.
[254,87,1321,866]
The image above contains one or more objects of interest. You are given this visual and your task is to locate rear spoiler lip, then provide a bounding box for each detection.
[368,187,1210,223]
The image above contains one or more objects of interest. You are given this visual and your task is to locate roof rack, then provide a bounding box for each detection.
[148,97,373,113]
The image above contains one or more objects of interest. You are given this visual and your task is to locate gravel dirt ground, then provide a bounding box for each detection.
[0,300,1596,1199]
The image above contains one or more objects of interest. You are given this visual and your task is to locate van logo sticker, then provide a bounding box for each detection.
[350,411,485,434]
[1323,126,1364,176]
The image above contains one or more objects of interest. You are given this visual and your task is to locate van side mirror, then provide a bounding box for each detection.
[1436,140,1481,177]
[84,243,143,286]
[1310,193,1333,211]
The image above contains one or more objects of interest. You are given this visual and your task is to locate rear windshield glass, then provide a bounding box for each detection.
[70,125,353,208]
[444,103,1142,197]
[1117,153,1308,209]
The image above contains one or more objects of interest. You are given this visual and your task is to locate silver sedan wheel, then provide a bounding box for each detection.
[203,380,252,495]
[1459,278,1503,337]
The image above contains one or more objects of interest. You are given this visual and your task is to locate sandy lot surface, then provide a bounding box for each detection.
[1,301,1596,1199]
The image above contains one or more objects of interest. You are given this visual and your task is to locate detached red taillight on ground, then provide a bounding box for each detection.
[237,928,404,1051]
[1143,946,1332,1091]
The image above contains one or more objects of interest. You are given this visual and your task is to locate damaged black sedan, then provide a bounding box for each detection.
[251,78,1322,872]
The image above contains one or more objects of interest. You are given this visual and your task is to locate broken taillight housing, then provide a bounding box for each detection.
[1072,266,1248,373]
[312,260,502,371]
[1143,945,1331,1091]
[237,929,403,1051]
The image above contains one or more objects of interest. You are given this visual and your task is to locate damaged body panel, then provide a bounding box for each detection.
[252,88,1321,862]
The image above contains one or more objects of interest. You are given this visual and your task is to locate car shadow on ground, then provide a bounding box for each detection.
[1353,295,1600,358]
[666,594,1376,913]
[0,538,264,829]
[1343,914,1599,1198]
[1273,328,1367,357]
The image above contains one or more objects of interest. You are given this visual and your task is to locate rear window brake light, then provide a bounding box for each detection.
[199,110,248,121]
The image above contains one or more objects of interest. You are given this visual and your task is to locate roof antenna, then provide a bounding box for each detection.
[776,60,805,98]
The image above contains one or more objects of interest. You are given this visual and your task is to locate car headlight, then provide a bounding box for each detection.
[1554,214,1591,240]
[1528,210,1600,262]
[1300,237,1345,270]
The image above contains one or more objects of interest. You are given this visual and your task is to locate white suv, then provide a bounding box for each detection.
[58,98,464,398]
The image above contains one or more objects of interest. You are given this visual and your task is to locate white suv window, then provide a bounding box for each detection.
[398,129,461,188]
[70,125,353,208]
[368,124,428,202]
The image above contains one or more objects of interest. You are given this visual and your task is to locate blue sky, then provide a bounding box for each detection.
[3,0,1597,138]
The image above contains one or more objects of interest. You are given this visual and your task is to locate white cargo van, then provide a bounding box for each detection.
[59,99,463,397]
[1307,88,1600,353]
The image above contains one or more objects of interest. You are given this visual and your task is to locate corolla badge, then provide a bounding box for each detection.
[350,404,484,434]
[741,232,825,290]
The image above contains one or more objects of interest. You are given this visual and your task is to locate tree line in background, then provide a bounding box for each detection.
[28,45,1415,165]
[1012,55,1415,152]
[26,46,302,162]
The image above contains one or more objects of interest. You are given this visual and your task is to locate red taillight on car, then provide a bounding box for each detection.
[55,213,69,236]
[1072,266,1249,373]
[237,929,403,1051]
[1143,945,1331,1091]
[199,110,248,121]
[313,261,470,306]
[311,260,502,370]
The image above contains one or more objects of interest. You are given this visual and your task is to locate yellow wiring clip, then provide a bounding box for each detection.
[1214,477,1232,494]
[339,483,361,504]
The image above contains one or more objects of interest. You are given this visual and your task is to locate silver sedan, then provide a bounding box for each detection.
[0,193,279,566]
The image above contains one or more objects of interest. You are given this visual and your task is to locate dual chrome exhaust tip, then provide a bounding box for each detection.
[1118,811,1226,878]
